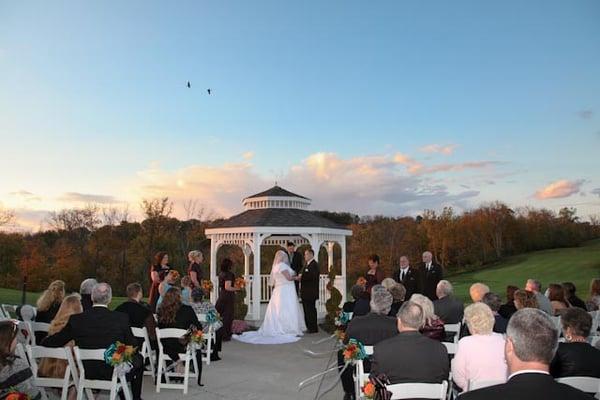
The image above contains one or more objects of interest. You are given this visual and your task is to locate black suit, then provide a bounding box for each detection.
[498,301,517,319]
[80,294,93,312]
[288,250,303,294]
[394,267,421,300]
[550,342,600,379]
[567,295,587,310]
[421,262,443,301]
[115,300,157,346]
[300,259,320,332]
[433,295,464,324]
[339,313,398,395]
[493,314,508,334]
[42,306,143,400]
[371,331,449,384]
[460,372,593,400]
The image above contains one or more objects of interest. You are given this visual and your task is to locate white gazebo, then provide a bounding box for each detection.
[205,186,352,321]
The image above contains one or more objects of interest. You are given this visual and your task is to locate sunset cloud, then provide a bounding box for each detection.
[242,151,255,160]
[59,192,122,204]
[420,144,459,155]
[534,179,584,200]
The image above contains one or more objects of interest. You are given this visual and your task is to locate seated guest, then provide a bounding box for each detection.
[562,282,586,310]
[115,283,157,346]
[587,278,600,311]
[35,280,65,323]
[513,289,538,310]
[0,320,42,400]
[482,293,508,334]
[352,286,372,317]
[157,287,203,386]
[371,301,449,384]
[410,294,445,341]
[388,283,406,317]
[460,308,591,400]
[451,302,507,392]
[339,285,398,400]
[190,288,223,361]
[525,279,553,314]
[38,294,82,386]
[550,307,600,378]
[498,285,519,319]
[79,278,97,312]
[342,284,365,313]
[469,282,490,303]
[42,283,144,400]
[181,276,192,305]
[157,270,180,308]
[381,278,397,291]
[547,283,569,315]
[433,280,464,324]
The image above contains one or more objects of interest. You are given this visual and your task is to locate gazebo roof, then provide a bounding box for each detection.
[209,208,347,230]
[244,185,310,200]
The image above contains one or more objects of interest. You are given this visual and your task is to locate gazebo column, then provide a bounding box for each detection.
[243,244,251,308]
[341,238,347,303]
[209,237,218,303]
[252,235,262,320]
[326,241,335,272]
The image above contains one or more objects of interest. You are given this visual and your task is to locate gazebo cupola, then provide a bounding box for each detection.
[242,186,311,210]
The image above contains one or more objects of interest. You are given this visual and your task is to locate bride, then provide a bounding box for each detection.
[234,249,306,344]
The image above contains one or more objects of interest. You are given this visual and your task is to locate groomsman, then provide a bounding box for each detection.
[286,241,303,294]
[300,248,320,333]
[421,251,443,301]
[394,256,421,300]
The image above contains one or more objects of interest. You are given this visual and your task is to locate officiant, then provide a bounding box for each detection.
[286,241,303,294]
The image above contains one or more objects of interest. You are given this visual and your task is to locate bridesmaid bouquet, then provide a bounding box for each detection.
[201,280,214,294]
[234,277,246,289]
[104,341,137,376]
[356,277,367,286]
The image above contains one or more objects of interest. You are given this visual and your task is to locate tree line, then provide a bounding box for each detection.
[0,200,598,296]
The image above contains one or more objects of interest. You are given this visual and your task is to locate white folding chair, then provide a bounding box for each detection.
[387,381,448,400]
[444,323,462,344]
[354,345,374,399]
[27,345,79,400]
[195,313,215,366]
[591,336,600,347]
[131,327,156,377]
[550,316,562,332]
[1,304,18,319]
[347,312,354,320]
[155,328,199,394]
[589,311,599,336]
[17,320,34,347]
[467,379,505,391]
[15,343,30,366]
[74,346,132,400]
[443,341,457,356]
[28,322,50,346]
[556,376,600,397]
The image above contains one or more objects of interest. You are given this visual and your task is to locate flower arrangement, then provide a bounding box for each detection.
[5,390,30,400]
[205,309,221,325]
[362,381,376,399]
[201,279,214,294]
[234,277,246,289]
[104,341,137,376]
[335,311,352,327]
[189,328,205,350]
[356,277,367,286]
[342,339,367,363]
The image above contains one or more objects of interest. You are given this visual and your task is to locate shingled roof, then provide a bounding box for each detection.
[244,186,310,200]
[210,208,347,230]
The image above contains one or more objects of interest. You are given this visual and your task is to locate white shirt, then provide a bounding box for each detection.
[92,304,108,308]
[508,369,550,380]
[399,267,409,280]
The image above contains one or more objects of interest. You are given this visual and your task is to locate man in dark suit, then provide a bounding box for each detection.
[371,301,449,384]
[433,280,464,324]
[300,248,320,333]
[460,308,591,400]
[421,251,443,301]
[43,283,143,400]
[115,282,157,348]
[339,285,398,400]
[79,278,97,312]
[393,255,421,300]
[287,242,303,294]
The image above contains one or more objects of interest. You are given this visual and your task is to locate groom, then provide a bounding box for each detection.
[300,248,320,333]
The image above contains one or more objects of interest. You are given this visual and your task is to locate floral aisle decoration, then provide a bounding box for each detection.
[104,341,137,376]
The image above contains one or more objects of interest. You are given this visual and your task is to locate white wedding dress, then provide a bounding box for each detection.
[234,262,306,344]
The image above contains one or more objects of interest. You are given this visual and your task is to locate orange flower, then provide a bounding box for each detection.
[113,353,122,362]
[356,277,367,286]
[362,382,376,398]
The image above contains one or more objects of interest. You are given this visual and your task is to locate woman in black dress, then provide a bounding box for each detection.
[35,280,65,323]
[215,258,240,341]
[149,252,172,312]
[187,250,204,289]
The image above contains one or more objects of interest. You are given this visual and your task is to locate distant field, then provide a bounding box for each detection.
[1,240,599,308]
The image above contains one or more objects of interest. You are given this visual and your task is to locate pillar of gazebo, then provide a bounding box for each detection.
[252,233,262,322]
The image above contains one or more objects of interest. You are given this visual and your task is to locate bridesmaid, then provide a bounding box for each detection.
[215,258,240,341]
[365,254,384,294]
[187,250,204,289]
[149,251,172,312]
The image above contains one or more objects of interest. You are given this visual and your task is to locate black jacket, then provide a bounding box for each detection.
[288,250,304,274]
[421,262,443,301]
[550,342,600,379]
[394,267,421,300]
[433,295,464,324]
[460,372,593,400]
[42,306,136,381]
[371,331,449,384]
[344,313,398,346]
[498,301,517,319]
[80,294,93,312]
[300,259,320,300]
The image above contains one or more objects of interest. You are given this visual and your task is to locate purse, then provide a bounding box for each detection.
[368,373,392,400]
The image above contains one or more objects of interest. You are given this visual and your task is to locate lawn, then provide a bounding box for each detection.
[1,239,599,309]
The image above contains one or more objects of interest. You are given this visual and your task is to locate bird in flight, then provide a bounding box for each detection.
[187,81,191,88]
[207,88,211,95]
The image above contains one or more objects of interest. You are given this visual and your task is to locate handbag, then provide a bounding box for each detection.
[368,373,392,400]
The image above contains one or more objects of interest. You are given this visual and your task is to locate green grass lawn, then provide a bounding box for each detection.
[1,239,599,309]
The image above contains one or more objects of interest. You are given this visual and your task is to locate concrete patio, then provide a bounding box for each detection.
[143,332,344,400]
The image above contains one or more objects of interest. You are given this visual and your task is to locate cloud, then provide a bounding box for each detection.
[392,154,500,176]
[578,109,593,120]
[9,190,41,202]
[420,144,459,155]
[59,192,121,204]
[591,188,600,198]
[242,151,255,160]
[534,179,585,200]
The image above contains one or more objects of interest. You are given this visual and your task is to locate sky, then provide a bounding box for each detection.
[1,0,599,230]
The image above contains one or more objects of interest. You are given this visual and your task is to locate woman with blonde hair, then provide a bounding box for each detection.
[587,278,600,311]
[409,293,445,341]
[451,302,507,391]
[188,250,204,289]
[38,294,83,397]
[35,280,66,323]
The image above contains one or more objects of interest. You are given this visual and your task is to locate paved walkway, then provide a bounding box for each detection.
[143,332,344,400]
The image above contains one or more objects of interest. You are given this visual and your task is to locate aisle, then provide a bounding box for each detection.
[142,331,344,400]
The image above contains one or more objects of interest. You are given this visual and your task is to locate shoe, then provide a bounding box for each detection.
[343,393,355,400]
[210,354,221,361]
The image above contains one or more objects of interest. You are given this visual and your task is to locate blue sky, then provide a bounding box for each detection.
[1,0,599,229]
